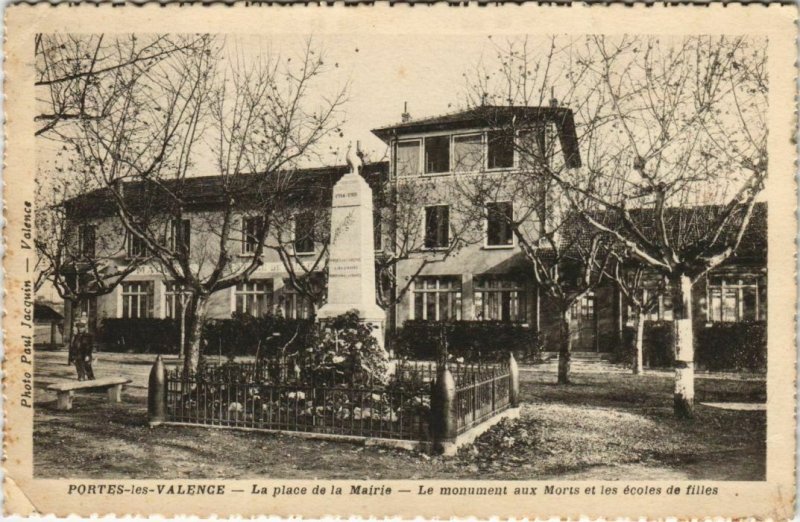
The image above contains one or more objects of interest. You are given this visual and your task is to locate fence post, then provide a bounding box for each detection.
[148,355,167,427]
[491,367,496,411]
[430,365,456,455]
[471,374,477,422]
[508,352,520,407]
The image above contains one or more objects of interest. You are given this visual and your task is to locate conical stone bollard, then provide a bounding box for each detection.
[508,352,520,407]
[430,365,456,455]
[148,355,167,427]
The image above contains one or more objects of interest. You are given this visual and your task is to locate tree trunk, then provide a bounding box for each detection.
[183,294,209,376]
[179,293,190,360]
[633,308,645,375]
[557,308,573,384]
[672,274,694,418]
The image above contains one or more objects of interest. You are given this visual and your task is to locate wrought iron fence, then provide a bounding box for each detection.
[150,355,518,450]
[453,364,512,434]
[163,364,431,440]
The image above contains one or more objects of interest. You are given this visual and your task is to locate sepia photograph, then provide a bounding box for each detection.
[31,30,769,482]
[5,4,796,518]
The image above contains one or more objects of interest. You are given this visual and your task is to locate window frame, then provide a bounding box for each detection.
[484,200,515,249]
[120,281,154,319]
[241,215,265,256]
[451,132,484,173]
[279,280,313,319]
[232,279,273,317]
[423,204,451,251]
[164,281,192,319]
[486,130,515,171]
[169,218,191,256]
[410,276,462,321]
[126,232,148,259]
[516,125,550,170]
[395,138,423,178]
[473,276,528,322]
[77,224,96,259]
[706,277,761,323]
[293,212,316,256]
[423,135,451,175]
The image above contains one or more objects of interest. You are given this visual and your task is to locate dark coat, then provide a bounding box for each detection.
[68,332,95,364]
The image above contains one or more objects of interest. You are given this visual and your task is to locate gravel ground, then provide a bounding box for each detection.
[33,349,765,480]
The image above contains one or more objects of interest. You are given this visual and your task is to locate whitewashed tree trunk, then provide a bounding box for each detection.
[183,295,209,376]
[558,308,573,384]
[673,274,694,418]
[179,294,189,360]
[633,309,645,375]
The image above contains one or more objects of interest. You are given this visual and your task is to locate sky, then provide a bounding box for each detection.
[37,33,501,177]
[226,33,496,168]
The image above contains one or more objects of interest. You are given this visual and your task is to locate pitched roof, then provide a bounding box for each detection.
[560,202,767,267]
[34,303,64,322]
[65,161,389,219]
[371,105,581,168]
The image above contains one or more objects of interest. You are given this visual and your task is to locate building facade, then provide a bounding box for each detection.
[59,106,767,354]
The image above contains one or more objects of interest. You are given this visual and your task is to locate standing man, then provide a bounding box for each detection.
[68,315,95,381]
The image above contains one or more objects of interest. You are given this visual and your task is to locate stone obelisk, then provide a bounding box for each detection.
[316,143,386,348]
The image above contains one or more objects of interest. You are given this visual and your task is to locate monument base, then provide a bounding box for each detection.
[316,303,387,350]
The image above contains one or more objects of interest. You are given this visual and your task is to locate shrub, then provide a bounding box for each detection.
[621,320,766,371]
[391,320,541,362]
[202,313,314,359]
[98,318,180,353]
[299,310,389,385]
[696,321,766,371]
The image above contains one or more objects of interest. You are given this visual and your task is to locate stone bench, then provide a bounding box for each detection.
[47,377,132,411]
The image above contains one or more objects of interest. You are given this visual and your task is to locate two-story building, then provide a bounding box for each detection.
[58,104,767,358]
[62,163,388,337]
[371,105,585,348]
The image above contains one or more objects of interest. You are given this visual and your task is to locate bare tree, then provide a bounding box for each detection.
[474,35,766,414]
[35,34,210,138]
[34,161,152,340]
[454,156,613,384]
[608,256,666,374]
[269,180,333,315]
[52,36,347,374]
[375,176,471,319]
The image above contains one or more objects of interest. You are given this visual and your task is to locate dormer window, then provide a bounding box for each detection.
[425,135,450,174]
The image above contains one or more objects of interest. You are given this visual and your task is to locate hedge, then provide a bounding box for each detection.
[202,314,314,358]
[97,314,314,357]
[390,320,542,362]
[621,320,766,371]
[97,318,180,353]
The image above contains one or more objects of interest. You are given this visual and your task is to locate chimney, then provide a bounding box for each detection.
[549,87,558,108]
[401,102,411,123]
